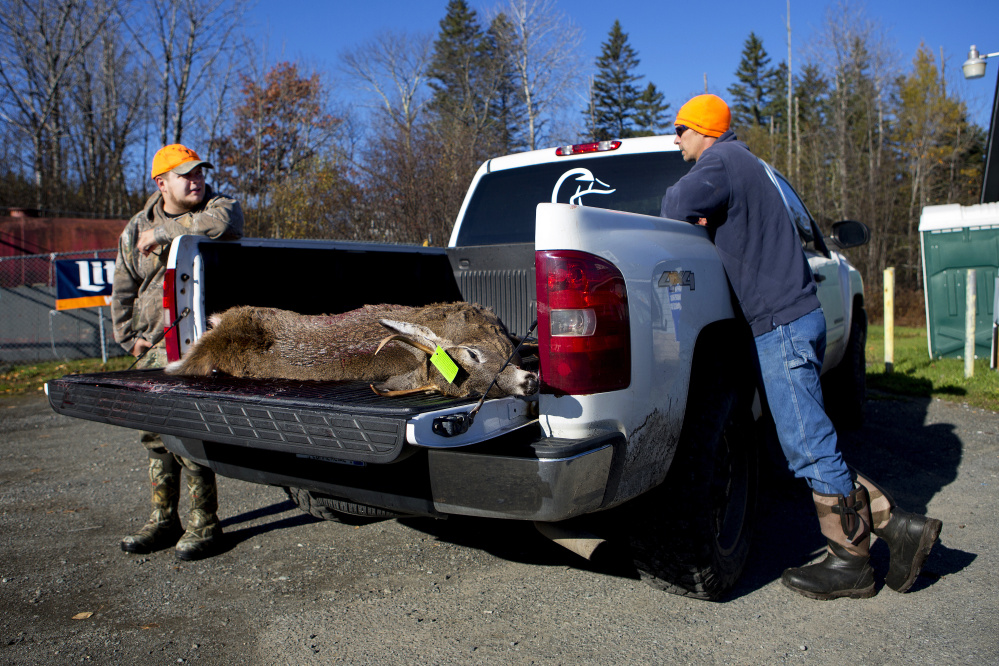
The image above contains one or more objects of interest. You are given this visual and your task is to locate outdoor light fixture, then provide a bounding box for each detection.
[963,44,999,204]
[963,45,999,80]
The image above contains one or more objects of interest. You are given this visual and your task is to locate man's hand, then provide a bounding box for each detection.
[131,338,153,358]
[136,228,159,256]
[697,217,708,226]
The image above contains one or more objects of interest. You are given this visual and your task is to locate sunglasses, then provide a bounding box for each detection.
[675,125,690,137]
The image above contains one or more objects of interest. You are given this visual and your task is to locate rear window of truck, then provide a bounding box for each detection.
[455,151,691,247]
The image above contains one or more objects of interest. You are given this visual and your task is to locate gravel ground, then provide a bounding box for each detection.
[1,389,997,665]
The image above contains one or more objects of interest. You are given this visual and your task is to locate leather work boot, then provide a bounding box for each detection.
[854,471,942,593]
[175,464,223,561]
[781,487,876,600]
[121,453,183,553]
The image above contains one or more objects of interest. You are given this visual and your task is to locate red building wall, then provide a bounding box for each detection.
[0,213,128,257]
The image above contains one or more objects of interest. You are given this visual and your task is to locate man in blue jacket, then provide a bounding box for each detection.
[661,94,941,600]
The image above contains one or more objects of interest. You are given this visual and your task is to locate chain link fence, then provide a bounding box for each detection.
[0,249,128,366]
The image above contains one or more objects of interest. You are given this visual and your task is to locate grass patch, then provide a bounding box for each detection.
[0,356,134,395]
[866,325,999,412]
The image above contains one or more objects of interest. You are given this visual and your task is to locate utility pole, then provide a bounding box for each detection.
[787,0,793,174]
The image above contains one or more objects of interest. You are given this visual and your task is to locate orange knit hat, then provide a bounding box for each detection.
[675,94,731,138]
[151,144,213,179]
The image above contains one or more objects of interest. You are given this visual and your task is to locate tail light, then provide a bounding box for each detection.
[536,250,630,394]
[162,268,181,362]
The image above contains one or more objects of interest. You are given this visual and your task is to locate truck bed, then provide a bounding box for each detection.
[46,370,478,464]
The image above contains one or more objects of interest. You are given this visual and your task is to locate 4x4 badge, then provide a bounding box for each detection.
[659,270,695,292]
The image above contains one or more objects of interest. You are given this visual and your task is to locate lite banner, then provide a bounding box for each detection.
[55,258,116,311]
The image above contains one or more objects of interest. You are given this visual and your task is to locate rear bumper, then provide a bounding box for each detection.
[46,371,620,522]
[427,433,618,521]
[162,430,619,523]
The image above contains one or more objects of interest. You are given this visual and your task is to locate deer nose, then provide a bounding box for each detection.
[523,372,539,395]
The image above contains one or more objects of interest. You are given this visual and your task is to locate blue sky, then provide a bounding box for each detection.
[245,0,999,133]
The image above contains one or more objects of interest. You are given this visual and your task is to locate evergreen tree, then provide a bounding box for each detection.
[633,82,670,137]
[427,0,490,128]
[728,32,779,128]
[587,20,643,140]
[425,0,526,155]
[793,64,830,131]
[484,12,527,153]
[766,61,789,132]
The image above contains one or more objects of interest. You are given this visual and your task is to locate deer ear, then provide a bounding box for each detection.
[378,319,445,350]
[371,367,436,395]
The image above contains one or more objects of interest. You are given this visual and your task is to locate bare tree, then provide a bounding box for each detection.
[199,32,248,168]
[340,32,436,243]
[124,0,247,146]
[805,1,902,290]
[812,1,895,219]
[490,0,584,150]
[67,2,147,217]
[0,0,114,209]
[340,31,433,156]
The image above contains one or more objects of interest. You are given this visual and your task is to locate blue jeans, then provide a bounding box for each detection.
[754,308,853,495]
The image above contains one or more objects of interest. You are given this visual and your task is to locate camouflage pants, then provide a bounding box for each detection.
[137,342,208,474]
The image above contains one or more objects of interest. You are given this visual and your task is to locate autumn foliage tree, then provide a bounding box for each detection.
[895,45,982,279]
[213,61,349,238]
[215,62,338,198]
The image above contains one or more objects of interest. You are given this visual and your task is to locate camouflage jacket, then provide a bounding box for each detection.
[111,185,243,354]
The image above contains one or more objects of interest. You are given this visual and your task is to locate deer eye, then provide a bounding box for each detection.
[462,348,482,364]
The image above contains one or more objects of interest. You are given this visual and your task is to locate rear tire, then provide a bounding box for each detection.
[284,487,401,525]
[626,347,759,600]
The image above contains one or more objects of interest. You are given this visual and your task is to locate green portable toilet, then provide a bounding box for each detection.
[919,202,999,359]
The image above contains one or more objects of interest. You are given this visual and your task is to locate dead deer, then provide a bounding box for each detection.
[163,302,538,399]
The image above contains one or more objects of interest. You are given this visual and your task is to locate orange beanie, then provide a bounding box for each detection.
[675,94,731,138]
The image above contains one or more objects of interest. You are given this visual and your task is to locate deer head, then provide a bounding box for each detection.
[372,311,536,398]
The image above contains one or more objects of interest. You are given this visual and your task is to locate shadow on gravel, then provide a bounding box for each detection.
[217,500,322,553]
[732,391,976,600]
[400,513,650,592]
[400,514,601,570]
[220,499,301,529]
[402,391,977,603]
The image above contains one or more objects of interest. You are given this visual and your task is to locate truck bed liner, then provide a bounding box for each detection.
[46,370,476,463]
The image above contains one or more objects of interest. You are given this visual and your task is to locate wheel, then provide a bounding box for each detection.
[625,350,759,600]
[823,306,867,429]
[284,487,402,525]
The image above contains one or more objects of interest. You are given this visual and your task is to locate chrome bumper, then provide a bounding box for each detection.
[427,432,620,521]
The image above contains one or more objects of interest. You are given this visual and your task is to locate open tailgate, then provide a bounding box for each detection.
[46,370,536,464]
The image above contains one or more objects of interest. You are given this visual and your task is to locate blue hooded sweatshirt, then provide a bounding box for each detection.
[660,130,819,337]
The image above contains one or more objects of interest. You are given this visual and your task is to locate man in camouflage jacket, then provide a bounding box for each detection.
[111,144,243,561]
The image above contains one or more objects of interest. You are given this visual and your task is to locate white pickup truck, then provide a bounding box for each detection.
[46,135,869,599]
